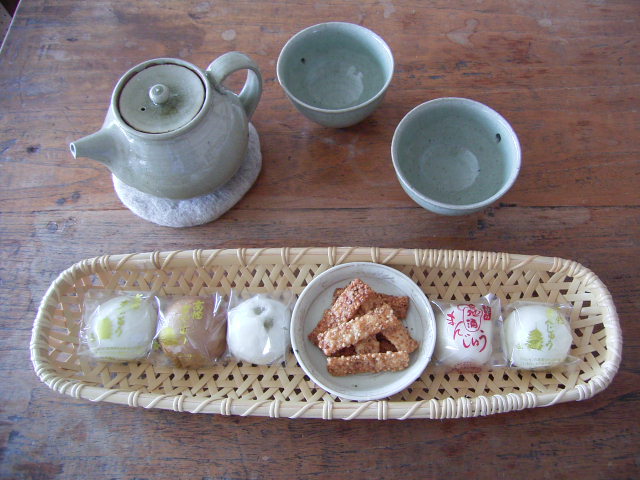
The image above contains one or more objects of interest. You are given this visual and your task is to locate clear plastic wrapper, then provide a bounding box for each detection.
[432,294,505,372]
[502,301,578,370]
[79,290,160,362]
[154,294,228,368]
[226,291,295,365]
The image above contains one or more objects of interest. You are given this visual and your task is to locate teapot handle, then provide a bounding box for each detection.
[206,52,263,120]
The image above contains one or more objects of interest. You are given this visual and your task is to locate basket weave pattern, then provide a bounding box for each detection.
[30,247,621,420]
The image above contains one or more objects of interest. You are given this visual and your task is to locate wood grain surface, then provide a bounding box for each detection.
[1,0,638,479]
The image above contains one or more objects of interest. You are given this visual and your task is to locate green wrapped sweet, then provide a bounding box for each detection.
[504,304,572,369]
[87,294,158,361]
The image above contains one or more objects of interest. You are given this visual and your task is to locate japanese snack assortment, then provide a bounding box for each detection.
[79,289,577,375]
[79,290,293,367]
[433,296,577,373]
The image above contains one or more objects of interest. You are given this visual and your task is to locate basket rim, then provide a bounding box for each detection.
[30,246,622,420]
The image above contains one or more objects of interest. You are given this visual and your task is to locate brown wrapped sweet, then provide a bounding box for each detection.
[158,296,227,368]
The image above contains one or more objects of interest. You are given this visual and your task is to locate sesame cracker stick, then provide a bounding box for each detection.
[309,279,378,345]
[318,304,396,356]
[333,288,409,319]
[354,336,381,354]
[381,324,419,354]
[327,351,410,376]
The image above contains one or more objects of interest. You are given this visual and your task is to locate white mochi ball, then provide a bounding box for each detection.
[435,303,494,370]
[227,295,291,365]
[87,295,158,361]
[503,304,572,369]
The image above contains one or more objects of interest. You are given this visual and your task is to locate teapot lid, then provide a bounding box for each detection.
[118,63,205,134]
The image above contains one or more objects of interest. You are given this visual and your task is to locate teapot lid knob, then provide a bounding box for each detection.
[149,84,170,105]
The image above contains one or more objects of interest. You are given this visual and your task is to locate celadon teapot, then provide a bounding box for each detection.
[70,53,262,199]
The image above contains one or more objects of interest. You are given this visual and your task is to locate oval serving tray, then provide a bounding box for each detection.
[30,247,621,420]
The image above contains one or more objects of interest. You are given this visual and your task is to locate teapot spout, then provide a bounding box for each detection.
[70,127,120,166]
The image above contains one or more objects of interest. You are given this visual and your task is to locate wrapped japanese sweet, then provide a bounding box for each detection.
[80,291,160,362]
[226,291,295,365]
[502,302,577,370]
[432,294,504,372]
[155,294,227,368]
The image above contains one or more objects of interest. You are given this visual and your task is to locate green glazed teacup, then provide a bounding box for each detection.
[392,98,521,215]
[277,22,394,128]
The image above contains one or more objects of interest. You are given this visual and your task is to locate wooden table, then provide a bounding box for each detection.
[1,1,638,478]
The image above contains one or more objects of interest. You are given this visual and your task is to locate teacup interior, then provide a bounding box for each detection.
[394,102,518,206]
[279,24,392,110]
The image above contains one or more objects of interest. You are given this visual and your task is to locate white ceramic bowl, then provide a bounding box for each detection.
[290,262,436,401]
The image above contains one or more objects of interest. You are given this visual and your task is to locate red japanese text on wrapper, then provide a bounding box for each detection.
[449,304,491,353]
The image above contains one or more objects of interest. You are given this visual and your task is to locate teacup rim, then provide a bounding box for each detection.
[391,97,522,212]
[276,21,394,115]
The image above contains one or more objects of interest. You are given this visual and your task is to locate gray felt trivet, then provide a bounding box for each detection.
[113,123,261,228]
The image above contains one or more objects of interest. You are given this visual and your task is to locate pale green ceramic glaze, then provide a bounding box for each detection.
[70,54,262,199]
[392,98,521,215]
[277,22,393,128]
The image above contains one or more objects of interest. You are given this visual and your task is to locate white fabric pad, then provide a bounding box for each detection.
[114,123,261,228]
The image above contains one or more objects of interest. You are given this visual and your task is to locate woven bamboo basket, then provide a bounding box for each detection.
[30,247,621,420]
